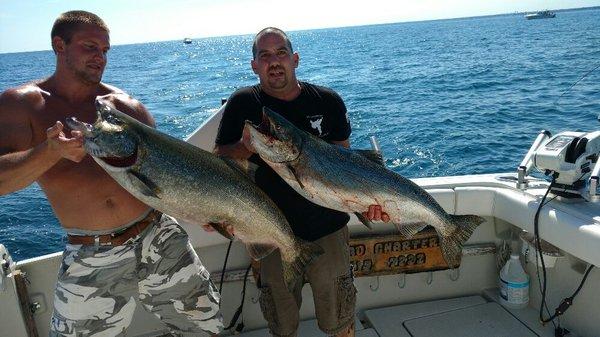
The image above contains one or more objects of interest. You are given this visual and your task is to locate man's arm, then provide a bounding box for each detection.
[331,139,350,149]
[0,89,85,195]
[213,93,255,160]
[214,126,254,159]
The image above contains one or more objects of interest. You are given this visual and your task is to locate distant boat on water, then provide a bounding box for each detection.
[183,38,193,44]
[525,10,556,19]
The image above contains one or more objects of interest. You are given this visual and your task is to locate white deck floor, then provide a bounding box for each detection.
[234,293,559,337]
[238,317,367,337]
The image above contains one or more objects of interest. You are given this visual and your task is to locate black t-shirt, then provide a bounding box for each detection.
[215,82,351,241]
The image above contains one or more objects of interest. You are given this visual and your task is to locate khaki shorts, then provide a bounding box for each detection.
[259,227,357,337]
[50,213,223,337]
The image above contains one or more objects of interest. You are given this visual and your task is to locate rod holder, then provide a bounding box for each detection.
[370,136,381,153]
[517,130,551,189]
[587,157,600,201]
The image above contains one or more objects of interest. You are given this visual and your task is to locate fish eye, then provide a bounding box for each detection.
[105,114,123,125]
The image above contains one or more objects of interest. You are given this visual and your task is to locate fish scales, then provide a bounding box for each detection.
[246,107,484,266]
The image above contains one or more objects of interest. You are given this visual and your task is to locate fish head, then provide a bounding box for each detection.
[66,100,139,169]
[244,106,303,163]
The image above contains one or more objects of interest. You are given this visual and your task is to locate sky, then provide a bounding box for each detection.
[1,0,599,54]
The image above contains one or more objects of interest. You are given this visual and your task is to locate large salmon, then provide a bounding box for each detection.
[244,107,484,266]
[66,101,322,291]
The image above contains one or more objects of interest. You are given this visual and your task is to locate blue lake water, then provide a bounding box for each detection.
[1,8,600,261]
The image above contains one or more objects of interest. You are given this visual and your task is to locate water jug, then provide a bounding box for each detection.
[499,253,529,309]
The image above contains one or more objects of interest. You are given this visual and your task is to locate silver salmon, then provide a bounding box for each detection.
[244,107,484,267]
[66,101,322,291]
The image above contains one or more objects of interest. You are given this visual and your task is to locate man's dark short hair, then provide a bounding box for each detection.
[51,10,109,44]
[252,27,293,59]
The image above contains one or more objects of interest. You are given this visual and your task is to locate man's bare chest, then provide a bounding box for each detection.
[30,99,97,144]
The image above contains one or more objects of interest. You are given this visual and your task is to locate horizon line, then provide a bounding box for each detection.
[1,5,598,55]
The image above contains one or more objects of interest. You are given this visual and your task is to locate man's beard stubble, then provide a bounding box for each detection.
[66,53,102,85]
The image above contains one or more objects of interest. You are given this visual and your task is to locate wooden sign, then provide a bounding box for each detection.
[349,228,458,277]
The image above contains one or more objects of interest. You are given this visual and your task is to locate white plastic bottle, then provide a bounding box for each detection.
[499,253,530,309]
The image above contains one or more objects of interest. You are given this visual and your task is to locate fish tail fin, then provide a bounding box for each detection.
[440,215,484,267]
[281,241,324,292]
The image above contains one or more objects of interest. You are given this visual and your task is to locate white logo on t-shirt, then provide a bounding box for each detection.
[308,116,324,136]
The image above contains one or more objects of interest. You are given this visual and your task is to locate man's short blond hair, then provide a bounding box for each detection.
[51,10,109,44]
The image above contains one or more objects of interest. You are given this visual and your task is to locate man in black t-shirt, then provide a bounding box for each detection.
[209,27,388,337]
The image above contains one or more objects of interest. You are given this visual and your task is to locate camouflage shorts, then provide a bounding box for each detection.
[50,213,223,337]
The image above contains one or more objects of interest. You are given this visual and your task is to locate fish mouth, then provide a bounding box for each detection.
[259,110,277,141]
[244,108,302,163]
[84,141,139,168]
[246,110,278,143]
[66,117,138,168]
[98,150,138,168]
[65,117,93,136]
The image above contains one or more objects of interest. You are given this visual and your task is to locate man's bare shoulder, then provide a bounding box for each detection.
[0,81,47,153]
[97,84,155,127]
[0,81,48,114]
[99,82,126,95]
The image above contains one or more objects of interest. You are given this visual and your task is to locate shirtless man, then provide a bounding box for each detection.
[0,11,222,336]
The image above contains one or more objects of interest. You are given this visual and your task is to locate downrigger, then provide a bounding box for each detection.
[517,129,600,201]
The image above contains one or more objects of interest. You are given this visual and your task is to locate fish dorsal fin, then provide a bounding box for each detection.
[354,149,385,166]
[247,243,277,260]
[128,170,160,198]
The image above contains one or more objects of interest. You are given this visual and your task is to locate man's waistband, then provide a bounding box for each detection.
[67,209,163,246]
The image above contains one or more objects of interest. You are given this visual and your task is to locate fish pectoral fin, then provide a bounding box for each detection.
[286,165,305,189]
[246,243,277,260]
[354,212,374,229]
[128,170,161,198]
[208,222,235,240]
[396,222,428,238]
[353,149,385,166]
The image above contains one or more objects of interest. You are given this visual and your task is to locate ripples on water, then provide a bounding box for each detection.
[1,9,599,260]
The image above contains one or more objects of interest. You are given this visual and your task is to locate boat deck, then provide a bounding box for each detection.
[133,291,558,336]
[232,291,558,337]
